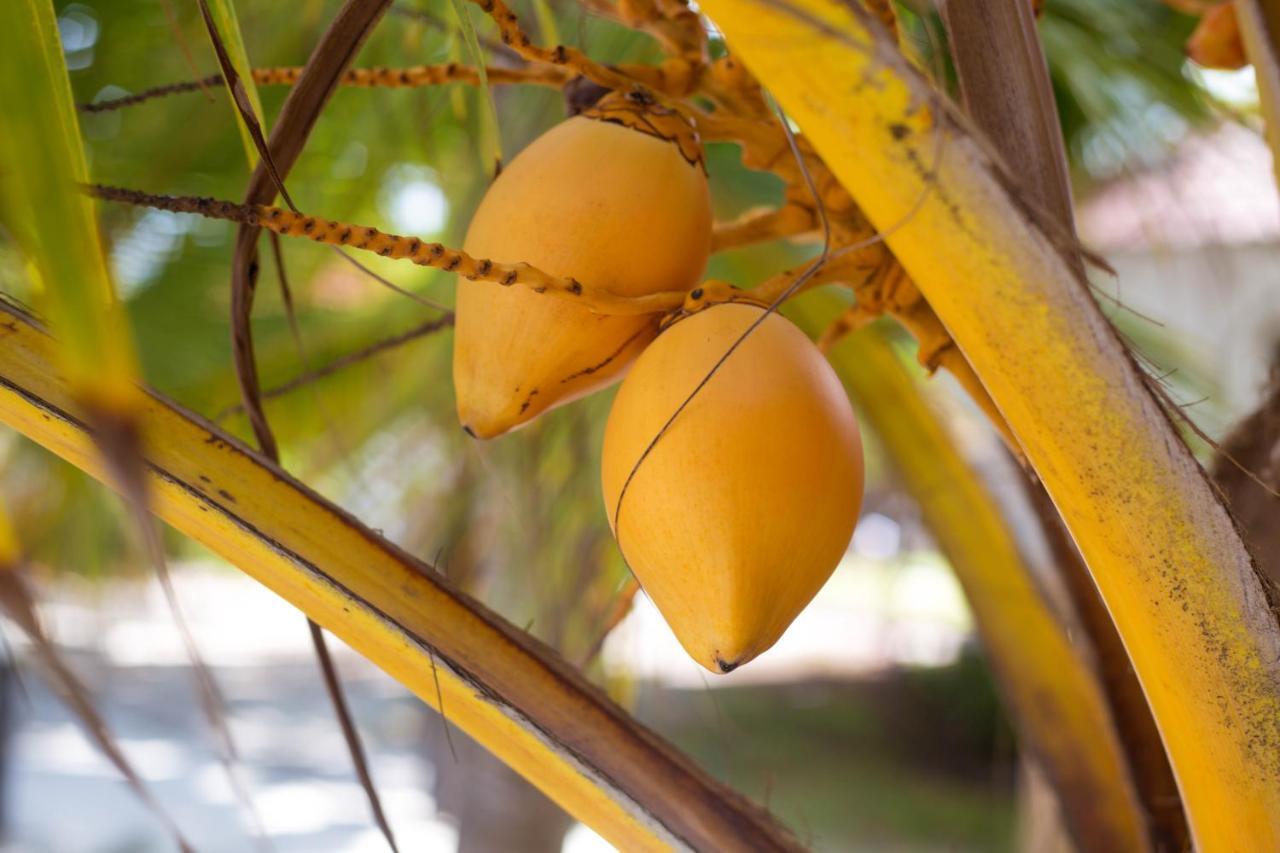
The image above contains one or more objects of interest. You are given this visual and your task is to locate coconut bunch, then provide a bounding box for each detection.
[454,92,864,673]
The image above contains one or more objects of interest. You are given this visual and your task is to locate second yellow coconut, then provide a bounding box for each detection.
[602,303,864,672]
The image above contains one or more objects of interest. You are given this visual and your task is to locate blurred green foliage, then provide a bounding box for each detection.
[646,650,1016,851]
[898,0,1212,183]
[1041,0,1208,181]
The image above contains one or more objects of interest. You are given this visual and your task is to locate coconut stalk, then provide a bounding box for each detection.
[697,0,1280,845]
[793,296,1147,853]
[939,2,1185,847]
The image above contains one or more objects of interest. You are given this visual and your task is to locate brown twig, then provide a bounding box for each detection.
[228,0,392,464]
[308,620,401,850]
[196,0,298,213]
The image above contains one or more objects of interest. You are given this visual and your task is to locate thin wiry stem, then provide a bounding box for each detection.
[215,314,455,421]
[87,185,687,314]
[79,64,570,113]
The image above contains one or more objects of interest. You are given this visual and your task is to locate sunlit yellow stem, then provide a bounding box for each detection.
[701,1,1280,847]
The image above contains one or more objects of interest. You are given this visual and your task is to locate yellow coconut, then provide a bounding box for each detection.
[453,97,712,438]
[602,303,864,672]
